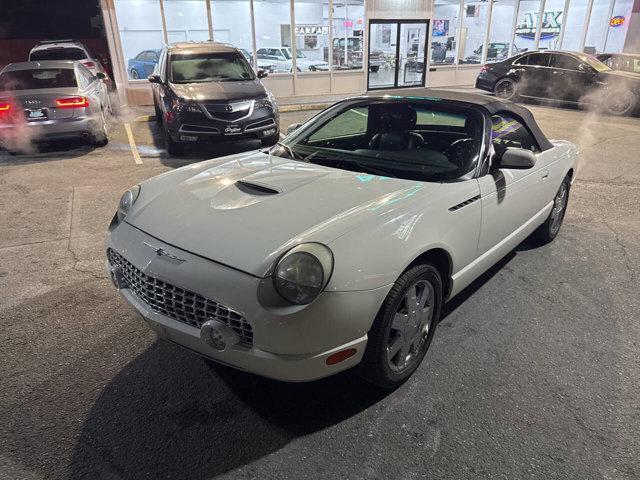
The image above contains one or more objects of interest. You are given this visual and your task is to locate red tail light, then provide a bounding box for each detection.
[0,101,13,112]
[0,101,15,122]
[56,96,89,109]
[82,61,96,69]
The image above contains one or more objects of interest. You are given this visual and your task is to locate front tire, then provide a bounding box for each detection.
[130,69,140,80]
[533,175,571,244]
[360,263,442,389]
[494,77,519,101]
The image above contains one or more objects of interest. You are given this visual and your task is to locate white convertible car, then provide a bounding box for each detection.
[106,90,577,388]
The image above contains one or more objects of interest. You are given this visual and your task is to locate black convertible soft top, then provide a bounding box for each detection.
[359,88,554,151]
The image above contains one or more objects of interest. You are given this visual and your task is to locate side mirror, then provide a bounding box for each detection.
[286,123,302,134]
[257,69,268,79]
[148,74,161,84]
[95,72,107,80]
[499,148,536,169]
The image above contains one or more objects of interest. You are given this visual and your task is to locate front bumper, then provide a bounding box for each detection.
[166,103,279,144]
[106,222,391,382]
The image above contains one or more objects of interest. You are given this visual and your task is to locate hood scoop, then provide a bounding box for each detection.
[235,180,280,196]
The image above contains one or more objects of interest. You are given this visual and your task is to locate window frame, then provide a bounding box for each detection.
[490,111,542,165]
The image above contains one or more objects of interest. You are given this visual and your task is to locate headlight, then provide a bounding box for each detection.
[273,243,334,305]
[171,98,201,113]
[117,185,140,223]
[255,92,276,109]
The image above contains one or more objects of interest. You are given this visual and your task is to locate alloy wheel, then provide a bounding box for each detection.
[386,279,435,373]
[495,79,516,100]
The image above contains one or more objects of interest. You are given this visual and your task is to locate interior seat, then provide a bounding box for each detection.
[369,106,424,151]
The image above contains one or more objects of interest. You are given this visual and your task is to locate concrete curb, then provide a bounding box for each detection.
[134,103,328,123]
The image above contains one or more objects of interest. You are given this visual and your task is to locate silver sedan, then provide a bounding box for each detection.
[0,60,110,153]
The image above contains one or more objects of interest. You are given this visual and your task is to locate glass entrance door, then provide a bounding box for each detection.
[368,20,428,90]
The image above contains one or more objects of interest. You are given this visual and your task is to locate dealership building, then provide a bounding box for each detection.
[99,0,640,105]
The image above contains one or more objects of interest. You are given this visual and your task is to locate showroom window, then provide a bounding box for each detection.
[460,1,490,65]
[293,1,330,72]
[560,0,588,52]
[431,0,460,66]
[164,0,210,43]
[487,0,517,62]
[254,0,293,73]
[332,1,366,71]
[114,0,165,80]
[604,0,633,53]
[210,1,254,66]
[584,0,611,54]
[538,0,566,51]
[513,0,541,53]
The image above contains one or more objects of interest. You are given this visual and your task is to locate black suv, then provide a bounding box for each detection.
[149,42,279,155]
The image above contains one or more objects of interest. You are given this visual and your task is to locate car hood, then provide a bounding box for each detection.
[127,152,440,277]
[170,79,266,102]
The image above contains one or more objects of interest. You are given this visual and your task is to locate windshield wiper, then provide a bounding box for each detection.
[310,154,397,178]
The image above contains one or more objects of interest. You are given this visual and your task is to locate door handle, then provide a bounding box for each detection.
[541,170,549,181]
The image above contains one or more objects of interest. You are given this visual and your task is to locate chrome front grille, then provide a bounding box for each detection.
[107,248,253,347]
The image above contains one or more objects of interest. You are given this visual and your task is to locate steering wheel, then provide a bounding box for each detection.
[444,138,477,169]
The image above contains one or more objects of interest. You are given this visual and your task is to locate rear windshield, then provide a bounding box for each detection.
[30,47,87,61]
[0,69,77,90]
[170,52,255,83]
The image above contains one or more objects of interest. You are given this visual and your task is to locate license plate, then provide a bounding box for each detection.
[224,125,242,135]
[27,109,47,120]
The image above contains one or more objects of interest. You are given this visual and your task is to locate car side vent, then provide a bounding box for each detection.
[235,180,280,195]
[449,195,481,212]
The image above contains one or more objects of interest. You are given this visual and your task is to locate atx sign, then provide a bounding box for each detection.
[515,11,562,40]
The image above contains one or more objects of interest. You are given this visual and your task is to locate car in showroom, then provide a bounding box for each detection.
[29,40,112,87]
[238,48,278,74]
[332,37,385,72]
[107,89,577,388]
[257,47,329,72]
[476,50,640,115]
[150,42,279,155]
[462,43,522,64]
[0,60,110,152]
[128,49,161,79]
[595,52,640,75]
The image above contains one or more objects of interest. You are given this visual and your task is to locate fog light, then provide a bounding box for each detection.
[180,135,198,142]
[200,319,239,352]
[262,128,276,137]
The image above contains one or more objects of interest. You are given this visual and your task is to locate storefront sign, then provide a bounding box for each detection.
[610,16,625,27]
[515,11,562,40]
[294,25,329,36]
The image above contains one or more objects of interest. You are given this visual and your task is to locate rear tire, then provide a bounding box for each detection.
[360,263,442,389]
[166,131,184,156]
[93,112,109,147]
[130,69,139,80]
[533,175,571,244]
[494,77,519,101]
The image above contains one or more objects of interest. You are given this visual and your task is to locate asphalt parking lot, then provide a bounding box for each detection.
[1,98,639,480]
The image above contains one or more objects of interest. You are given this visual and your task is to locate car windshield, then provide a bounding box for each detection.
[170,52,255,83]
[0,68,77,90]
[30,47,87,61]
[273,101,483,182]
[577,53,611,72]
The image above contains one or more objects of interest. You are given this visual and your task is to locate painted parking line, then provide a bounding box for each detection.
[124,122,143,165]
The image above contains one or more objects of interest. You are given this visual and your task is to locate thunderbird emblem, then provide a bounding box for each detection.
[143,242,186,263]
